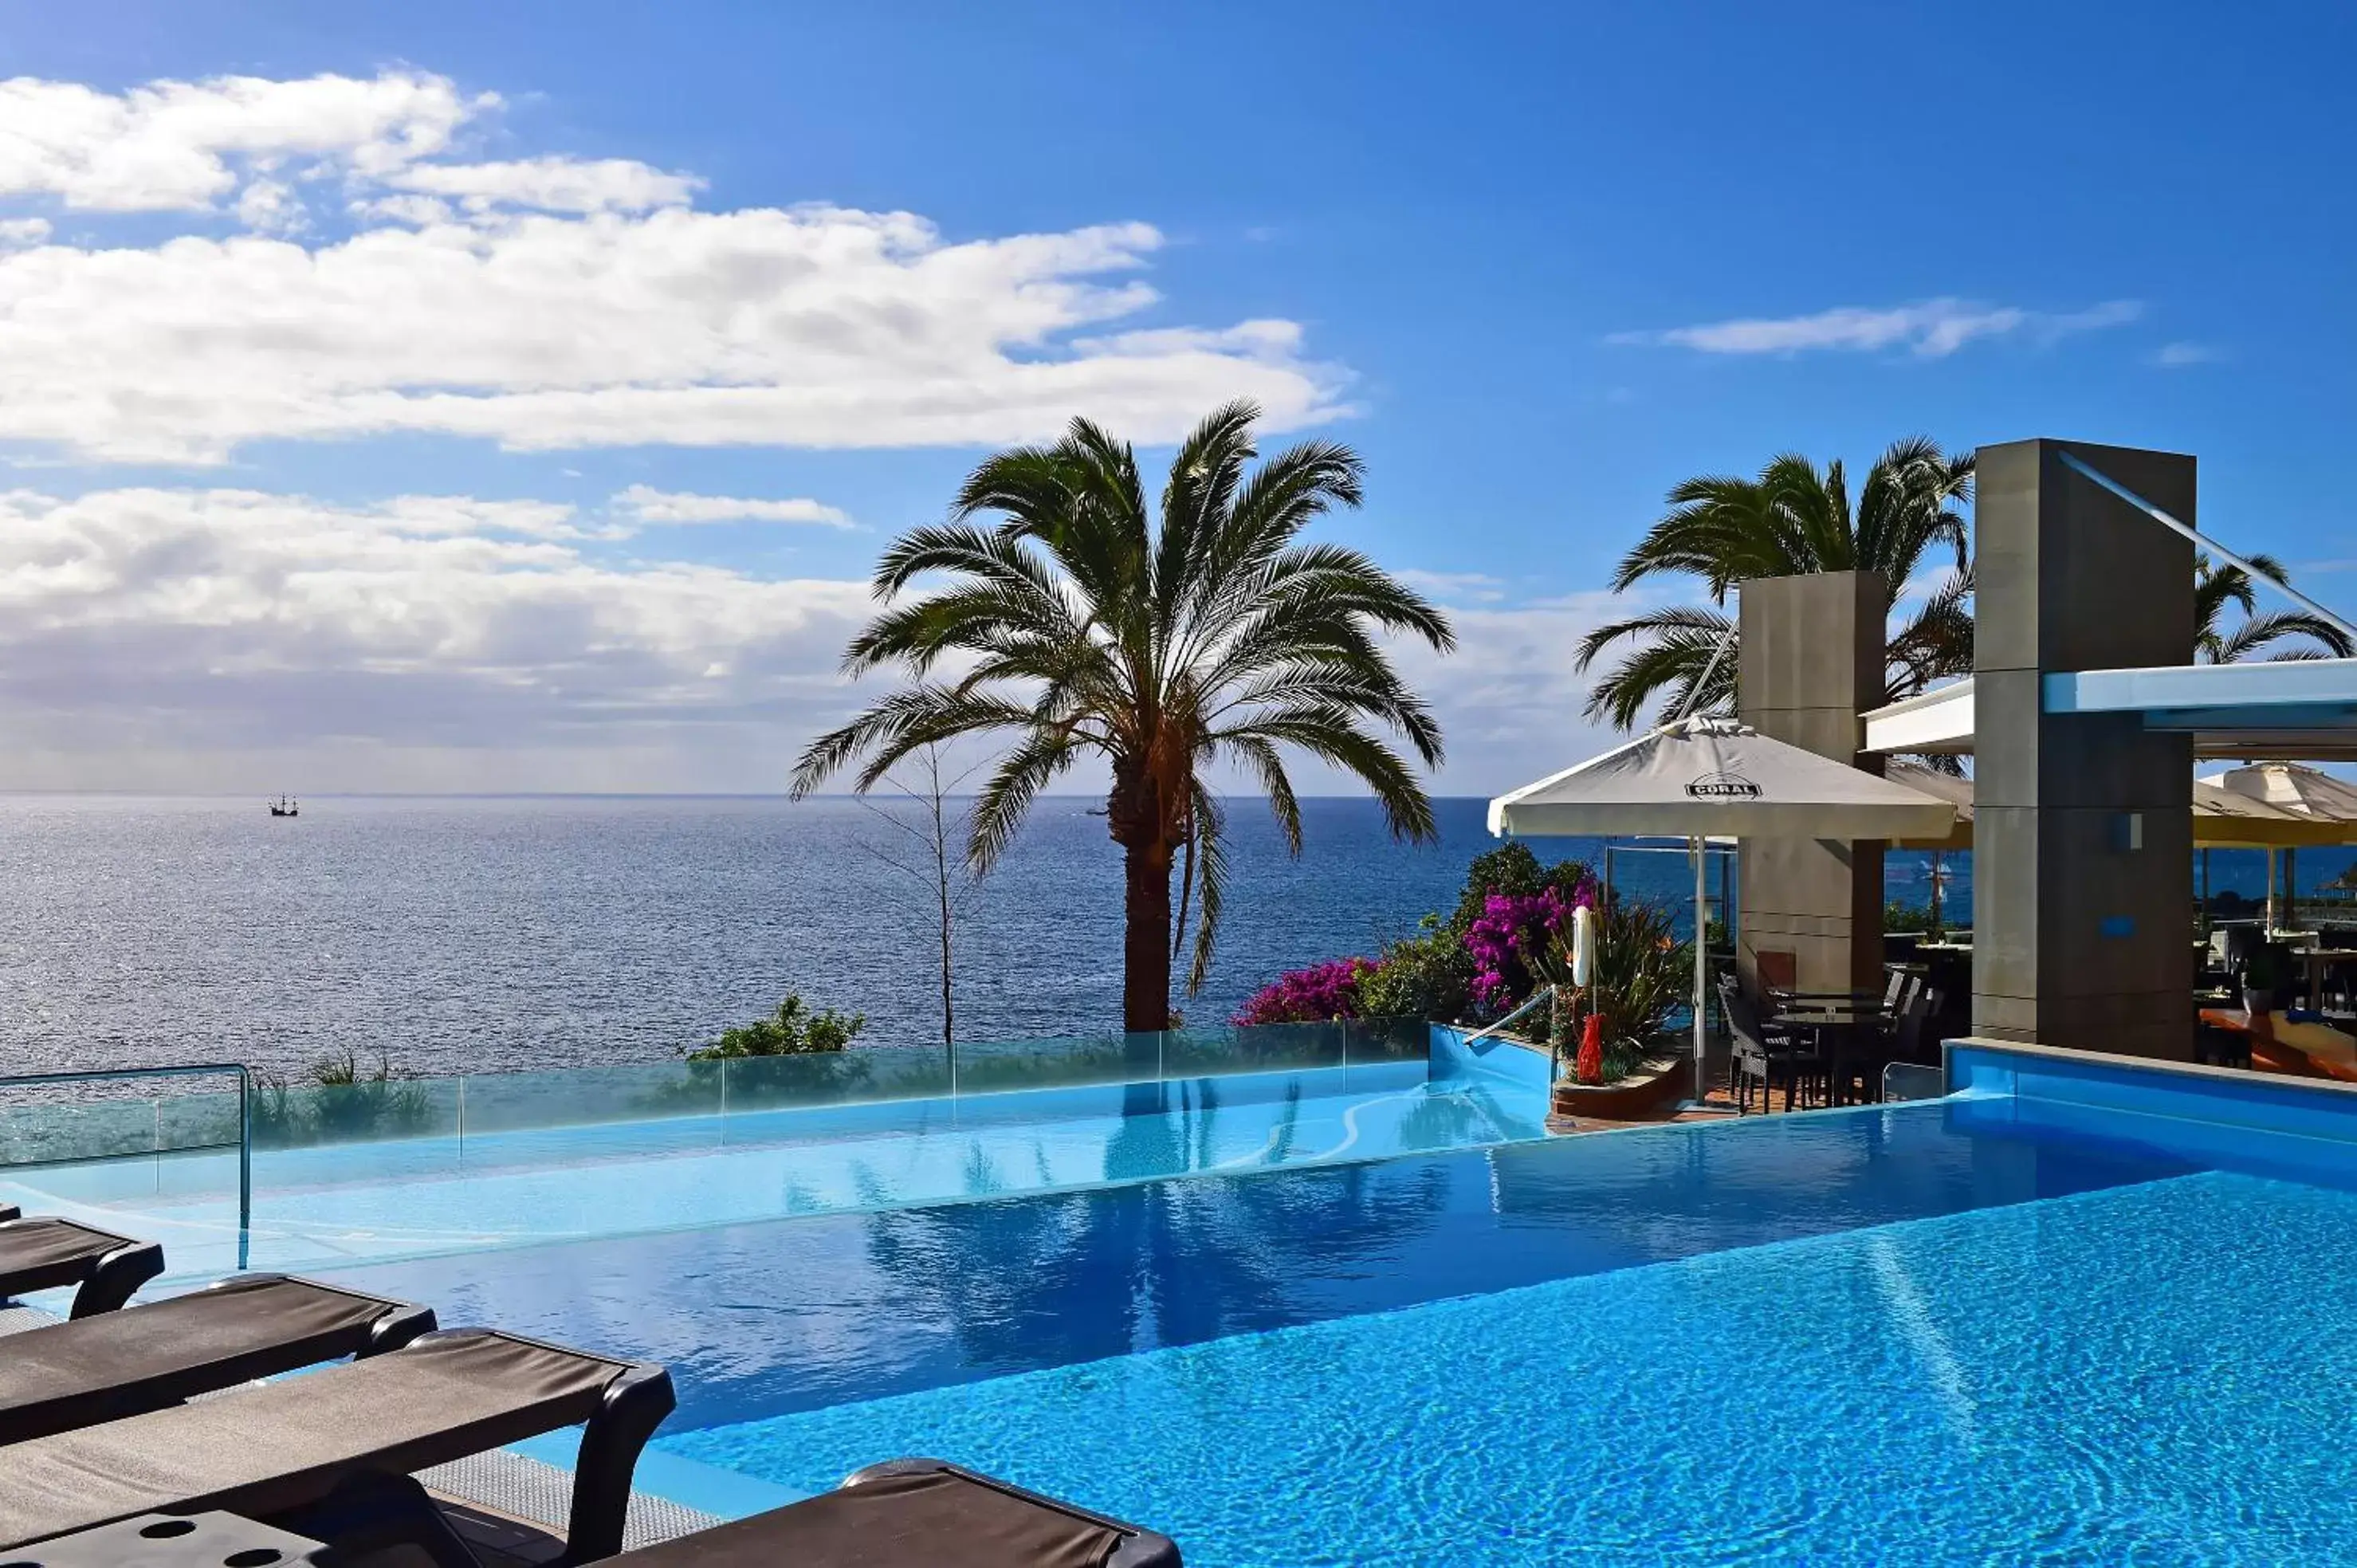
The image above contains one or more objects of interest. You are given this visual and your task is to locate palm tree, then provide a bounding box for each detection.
[1575,438,1975,728]
[792,402,1455,1032]
[2195,552,2355,662]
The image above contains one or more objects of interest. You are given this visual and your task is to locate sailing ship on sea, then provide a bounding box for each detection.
[269,796,299,818]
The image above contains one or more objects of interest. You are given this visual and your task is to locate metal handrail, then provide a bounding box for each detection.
[2056,450,2357,645]
[0,1063,251,1267]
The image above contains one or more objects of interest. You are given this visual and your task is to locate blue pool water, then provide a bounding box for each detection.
[322,1098,2192,1428]
[1,1054,1549,1280]
[318,1086,2357,1565]
[669,1169,2357,1566]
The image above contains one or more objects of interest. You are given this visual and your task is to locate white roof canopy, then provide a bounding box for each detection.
[1864,659,2357,762]
[1489,717,1958,841]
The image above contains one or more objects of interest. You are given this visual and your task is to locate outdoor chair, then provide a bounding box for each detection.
[0,1214,163,1319]
[0,1326,674,1566]
[1720,976,1818,1113]
[1880,988,1942,1069]
[0,1272,436,1444]
[2194,1017,2254,1071]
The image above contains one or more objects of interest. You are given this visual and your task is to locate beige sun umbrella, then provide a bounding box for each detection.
[2199,762,2357,928]
[1890,761,2353,937]
[1490,717,1958,1100]
[1891,763,2350,852]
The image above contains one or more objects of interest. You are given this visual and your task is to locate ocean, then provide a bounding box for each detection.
[0,792,2315,1079]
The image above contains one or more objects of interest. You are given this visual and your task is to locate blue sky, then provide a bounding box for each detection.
[2,2,2352,793]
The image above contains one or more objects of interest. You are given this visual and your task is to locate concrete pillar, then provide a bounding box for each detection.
[1972,439,2195,1059]
[1737,571,1888,998]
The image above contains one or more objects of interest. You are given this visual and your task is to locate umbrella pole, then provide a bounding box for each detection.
[1692,835,1707,1104]
[2201,850,2211,945]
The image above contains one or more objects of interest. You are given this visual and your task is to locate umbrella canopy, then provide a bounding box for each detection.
[1891,762,2354,851]
[1489,717,1958,842]
[1490,717,1957,1107]
[2200,761,2357,824]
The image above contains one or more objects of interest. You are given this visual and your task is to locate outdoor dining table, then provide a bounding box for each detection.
[2298,949,2357,1011]
[1770,993,1891,1107]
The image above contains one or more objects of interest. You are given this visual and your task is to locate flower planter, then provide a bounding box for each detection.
[1550,1053,1690,1121]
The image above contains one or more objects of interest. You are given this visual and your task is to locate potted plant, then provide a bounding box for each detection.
[1533,898,1693,1117]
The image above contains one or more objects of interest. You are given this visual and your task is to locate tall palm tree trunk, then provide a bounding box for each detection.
[1107,764,1174,1033]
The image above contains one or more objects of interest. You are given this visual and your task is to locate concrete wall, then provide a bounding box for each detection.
[1971,439,2195,1059]
[1736,571,1888,997]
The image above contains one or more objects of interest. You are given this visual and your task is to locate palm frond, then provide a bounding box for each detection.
[1180,779,1229,994]
[2217,608,2357,663]
[968,727,1082,872]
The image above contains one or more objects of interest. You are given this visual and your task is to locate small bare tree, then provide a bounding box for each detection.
[854,743,987,1049]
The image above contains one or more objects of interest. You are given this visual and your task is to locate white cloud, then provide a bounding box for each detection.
[0,71,481,211]
[614,485,854,529]
[0,206,1342,464]
[0,478,1635,795]
[2152,340,2221,367]
[0,69,1346,466]
[1393,568,1506,604]
[1380,589,1630,795]
[1614,297,2143,358]
[0,484,875,788]
[387,156,701,214]
[0,217,50,246]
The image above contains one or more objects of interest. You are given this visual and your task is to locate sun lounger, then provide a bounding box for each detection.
[0,1214,163,1318]
[0,1204,18,1222]
[0,1326,674,1565]
[610,1460,1182,1568]
[18,1463,1184,1568]
[0,1272,435,1444]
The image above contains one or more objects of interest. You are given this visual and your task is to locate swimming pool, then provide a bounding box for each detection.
[0,1039,1551,1280]
[316,1042,2357,1565]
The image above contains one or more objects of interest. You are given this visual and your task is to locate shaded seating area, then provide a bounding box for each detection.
[0,1211,1184,1566]
[1719,968,1946,1114]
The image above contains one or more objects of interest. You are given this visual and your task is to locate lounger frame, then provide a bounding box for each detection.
[0,1216,165,1318]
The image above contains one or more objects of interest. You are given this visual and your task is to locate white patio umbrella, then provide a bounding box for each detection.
[1488,716,1958,1099]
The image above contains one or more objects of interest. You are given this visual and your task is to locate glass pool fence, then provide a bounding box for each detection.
[0,1018,1430,1170]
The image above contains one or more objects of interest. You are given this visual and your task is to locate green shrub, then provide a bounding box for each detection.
[1357,914,1475,1023]
[688,995,866,1060]
[250,1051,435,1148]
[1884,899,1935,933]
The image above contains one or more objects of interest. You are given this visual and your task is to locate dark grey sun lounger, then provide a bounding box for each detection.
[0,1214,163,1318]
[0,1272,436,1444]
[611,1460,1181,1568]
[0,1326,674,1565]
[19,1463,1182,1568]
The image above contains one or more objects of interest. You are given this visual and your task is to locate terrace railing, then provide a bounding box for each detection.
[0,1062,251,1265]
[0,1018,1428,1176]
